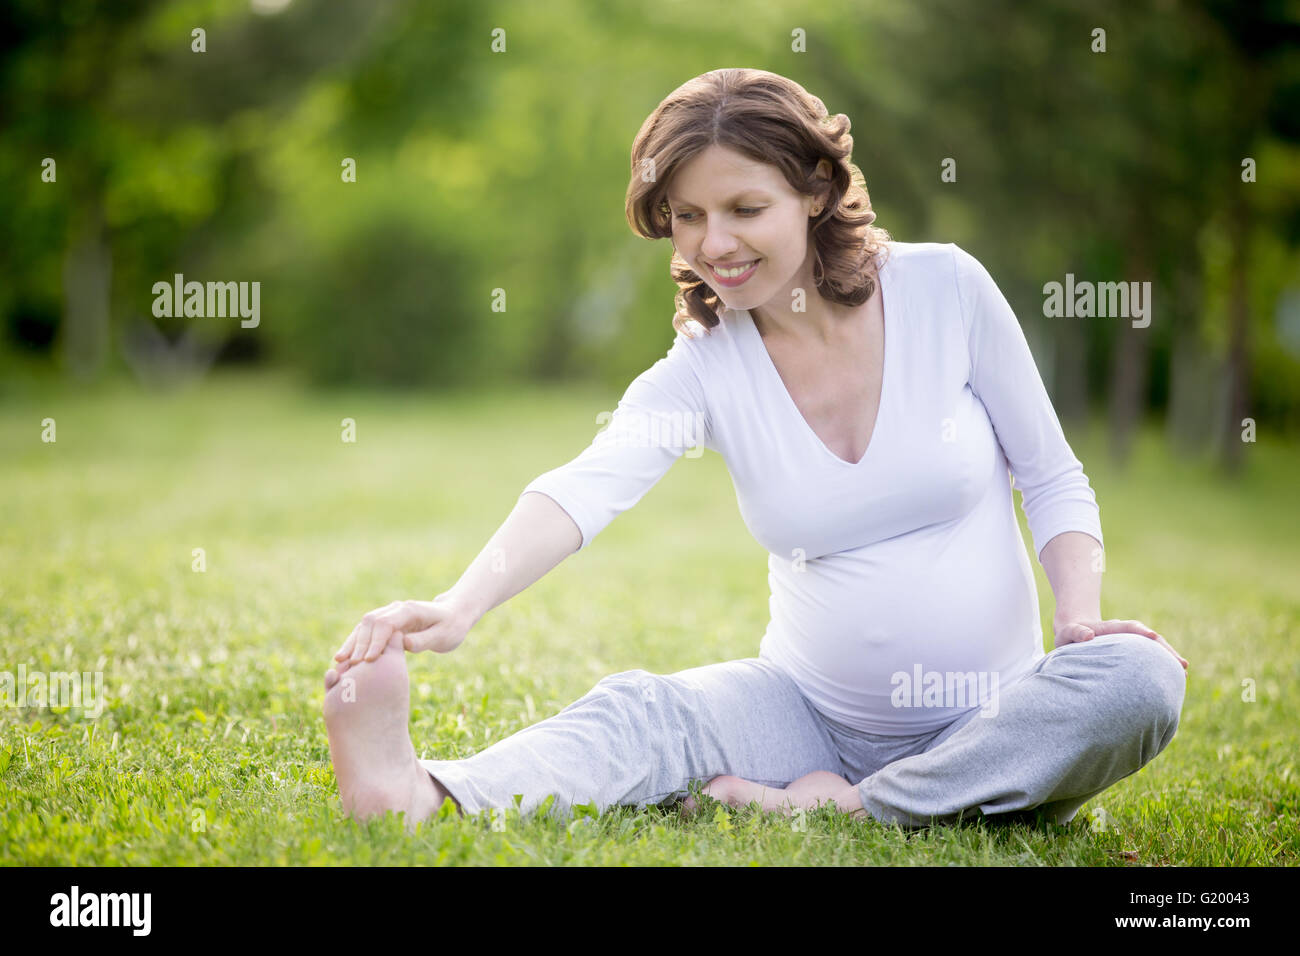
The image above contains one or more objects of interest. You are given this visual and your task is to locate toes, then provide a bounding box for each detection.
[324,655,359,692]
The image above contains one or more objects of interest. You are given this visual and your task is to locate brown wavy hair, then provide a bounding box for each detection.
[625,68,891,337]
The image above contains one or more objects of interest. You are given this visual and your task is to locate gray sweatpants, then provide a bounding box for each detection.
[418,633,1186,828]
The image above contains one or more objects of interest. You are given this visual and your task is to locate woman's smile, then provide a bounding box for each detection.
[706,258,761,286]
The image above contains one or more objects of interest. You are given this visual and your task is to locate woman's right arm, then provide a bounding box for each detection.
[443,489,582,625]
[336,326,711,664]
[334,490,581,663]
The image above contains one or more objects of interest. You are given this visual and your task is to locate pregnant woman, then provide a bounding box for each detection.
[322,68,1188,830]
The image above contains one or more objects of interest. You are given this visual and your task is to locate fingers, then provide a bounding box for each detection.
[1153,634,1190,670]
[1093,619,1188,670]
[1101,619,1161,640]
[339,601,401,664]
[357,605,399,662]
[356,618,387,663]
[1109,620,1187,665]
[336,602,396,661]
[335,599,449,665]
[334,619,367,661]
[344,610,378,664]
[334,596,471,666]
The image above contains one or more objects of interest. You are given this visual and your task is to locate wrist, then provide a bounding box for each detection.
[1053,609,1100,630]
[436,589,487,629]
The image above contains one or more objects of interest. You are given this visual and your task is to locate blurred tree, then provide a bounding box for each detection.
[1,0,1297,450]
[1185,0,1300,473]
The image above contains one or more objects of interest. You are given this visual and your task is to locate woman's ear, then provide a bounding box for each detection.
[813,158,834,209]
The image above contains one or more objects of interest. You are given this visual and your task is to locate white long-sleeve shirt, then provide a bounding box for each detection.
[520,241,1104,734]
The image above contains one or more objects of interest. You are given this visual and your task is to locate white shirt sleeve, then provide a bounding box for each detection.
[951,243,1104,562]
[519,330,713,551]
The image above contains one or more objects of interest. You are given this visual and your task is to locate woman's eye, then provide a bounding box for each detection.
[673,208,761,221]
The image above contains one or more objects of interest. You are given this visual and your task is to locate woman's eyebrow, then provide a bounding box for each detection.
[667,190,773,208]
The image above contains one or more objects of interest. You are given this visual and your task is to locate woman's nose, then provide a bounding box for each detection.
[701,229,739,260]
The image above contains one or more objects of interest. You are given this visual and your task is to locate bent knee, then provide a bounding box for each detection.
[1102,634,1186,733]
[595,668,661,703]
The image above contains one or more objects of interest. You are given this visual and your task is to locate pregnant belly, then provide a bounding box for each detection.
[765,522,1041,711]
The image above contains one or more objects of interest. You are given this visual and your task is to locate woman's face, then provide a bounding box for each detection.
[666,143,821,315]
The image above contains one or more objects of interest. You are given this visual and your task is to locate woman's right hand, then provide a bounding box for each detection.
[333,592,478,663]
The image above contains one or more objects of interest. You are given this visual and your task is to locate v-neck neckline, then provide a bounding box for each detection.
[739,252,894,468]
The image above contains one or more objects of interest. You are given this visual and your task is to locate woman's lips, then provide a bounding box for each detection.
[706,259,760,287]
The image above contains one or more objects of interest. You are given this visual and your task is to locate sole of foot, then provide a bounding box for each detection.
[323,635,461,830]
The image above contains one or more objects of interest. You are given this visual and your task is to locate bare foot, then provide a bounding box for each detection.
[681,774,782,815]
[322,633,460,829]
[323,655,358,691]
[784,770,864,814]
[680,771,863,818]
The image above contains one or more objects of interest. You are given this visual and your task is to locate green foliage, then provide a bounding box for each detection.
[271,219,485,387]
[2,0,1298,430]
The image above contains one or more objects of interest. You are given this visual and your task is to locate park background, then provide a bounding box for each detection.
[1,0,1297,865]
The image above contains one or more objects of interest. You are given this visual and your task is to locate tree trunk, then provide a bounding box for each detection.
[1107,241,1152,467]
[1165,331,1218,458]
[1052,313,1089,425]
[60,202,112,382]
[1219,194,1251,476]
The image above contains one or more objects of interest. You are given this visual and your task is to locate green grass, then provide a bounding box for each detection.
[1,369,1296,865]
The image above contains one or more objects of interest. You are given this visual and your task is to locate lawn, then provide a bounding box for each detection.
[1,369,1296,865]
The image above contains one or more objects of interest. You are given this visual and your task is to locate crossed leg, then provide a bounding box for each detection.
[416,655,846,821]
[855,634,1187,828]
[694,635,1187,828]
[325,647,849,826]
[325,633,1184,831]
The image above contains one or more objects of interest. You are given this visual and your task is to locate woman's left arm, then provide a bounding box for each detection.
[952,245,1187,671]
[1040,530,1188,670]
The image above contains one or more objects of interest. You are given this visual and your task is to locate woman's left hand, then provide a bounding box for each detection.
[1054,618,1188,671]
